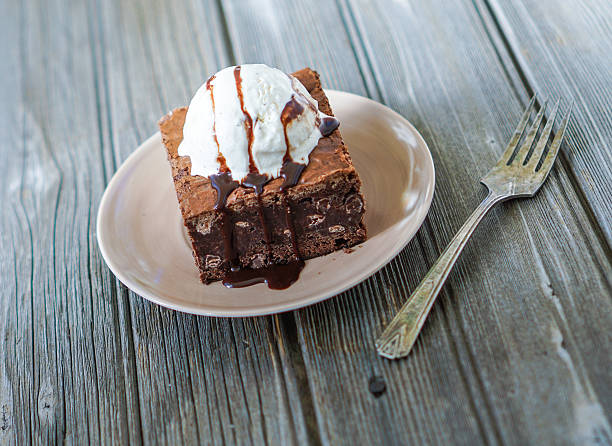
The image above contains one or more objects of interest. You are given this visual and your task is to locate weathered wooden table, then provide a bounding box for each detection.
[1,0,611,444]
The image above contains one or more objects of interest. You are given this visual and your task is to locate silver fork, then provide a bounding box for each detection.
[376,95,573,359]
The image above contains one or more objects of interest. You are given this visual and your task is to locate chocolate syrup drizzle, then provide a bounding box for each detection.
[209,172,240,272]
[234,66,257,174]
[319,116,339,136]
[288,75,318,116]
[223,164,305,289]
[281,96,304,164]
[206,75,230,172]
[207,67,337,289]
[280,161,305,191]
[242,172,273,259]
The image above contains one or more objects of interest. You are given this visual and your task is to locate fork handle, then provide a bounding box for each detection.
[376,191,506,359]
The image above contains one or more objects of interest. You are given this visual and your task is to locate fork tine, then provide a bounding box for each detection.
[536,101,573,178]
[526,98,560,169]
[514,100,547,165]
[498,95,537,165]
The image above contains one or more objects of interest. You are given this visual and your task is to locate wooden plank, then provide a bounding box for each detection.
[221,0,612,444]
[0,0,141,443]
[221,0,374,95]
[484,0,612,245]
[0,3,23,444]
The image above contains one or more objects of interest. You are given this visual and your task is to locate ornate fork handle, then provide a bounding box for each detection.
[376,191,507,359]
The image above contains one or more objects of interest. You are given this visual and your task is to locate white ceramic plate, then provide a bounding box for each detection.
[97,90,435,316]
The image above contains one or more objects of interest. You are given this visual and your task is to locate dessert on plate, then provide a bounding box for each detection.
[159,64,366,289]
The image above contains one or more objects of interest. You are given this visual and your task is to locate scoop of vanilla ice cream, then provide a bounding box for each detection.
[178,64,333,181]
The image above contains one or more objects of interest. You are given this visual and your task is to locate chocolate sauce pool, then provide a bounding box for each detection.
[212,162,305,290]
[223,260,304,289]
[206,67,339,289]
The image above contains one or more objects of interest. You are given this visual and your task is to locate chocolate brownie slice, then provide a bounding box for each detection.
[159,68,366,284]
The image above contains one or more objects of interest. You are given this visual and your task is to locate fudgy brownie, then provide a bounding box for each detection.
[159,68,366,286]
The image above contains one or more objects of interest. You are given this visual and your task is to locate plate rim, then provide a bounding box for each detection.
[96,89,436,316]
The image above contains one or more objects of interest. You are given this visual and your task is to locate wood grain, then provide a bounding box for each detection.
[1,0,138,443]
[1,0,611,444]
[484,0,612,245]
